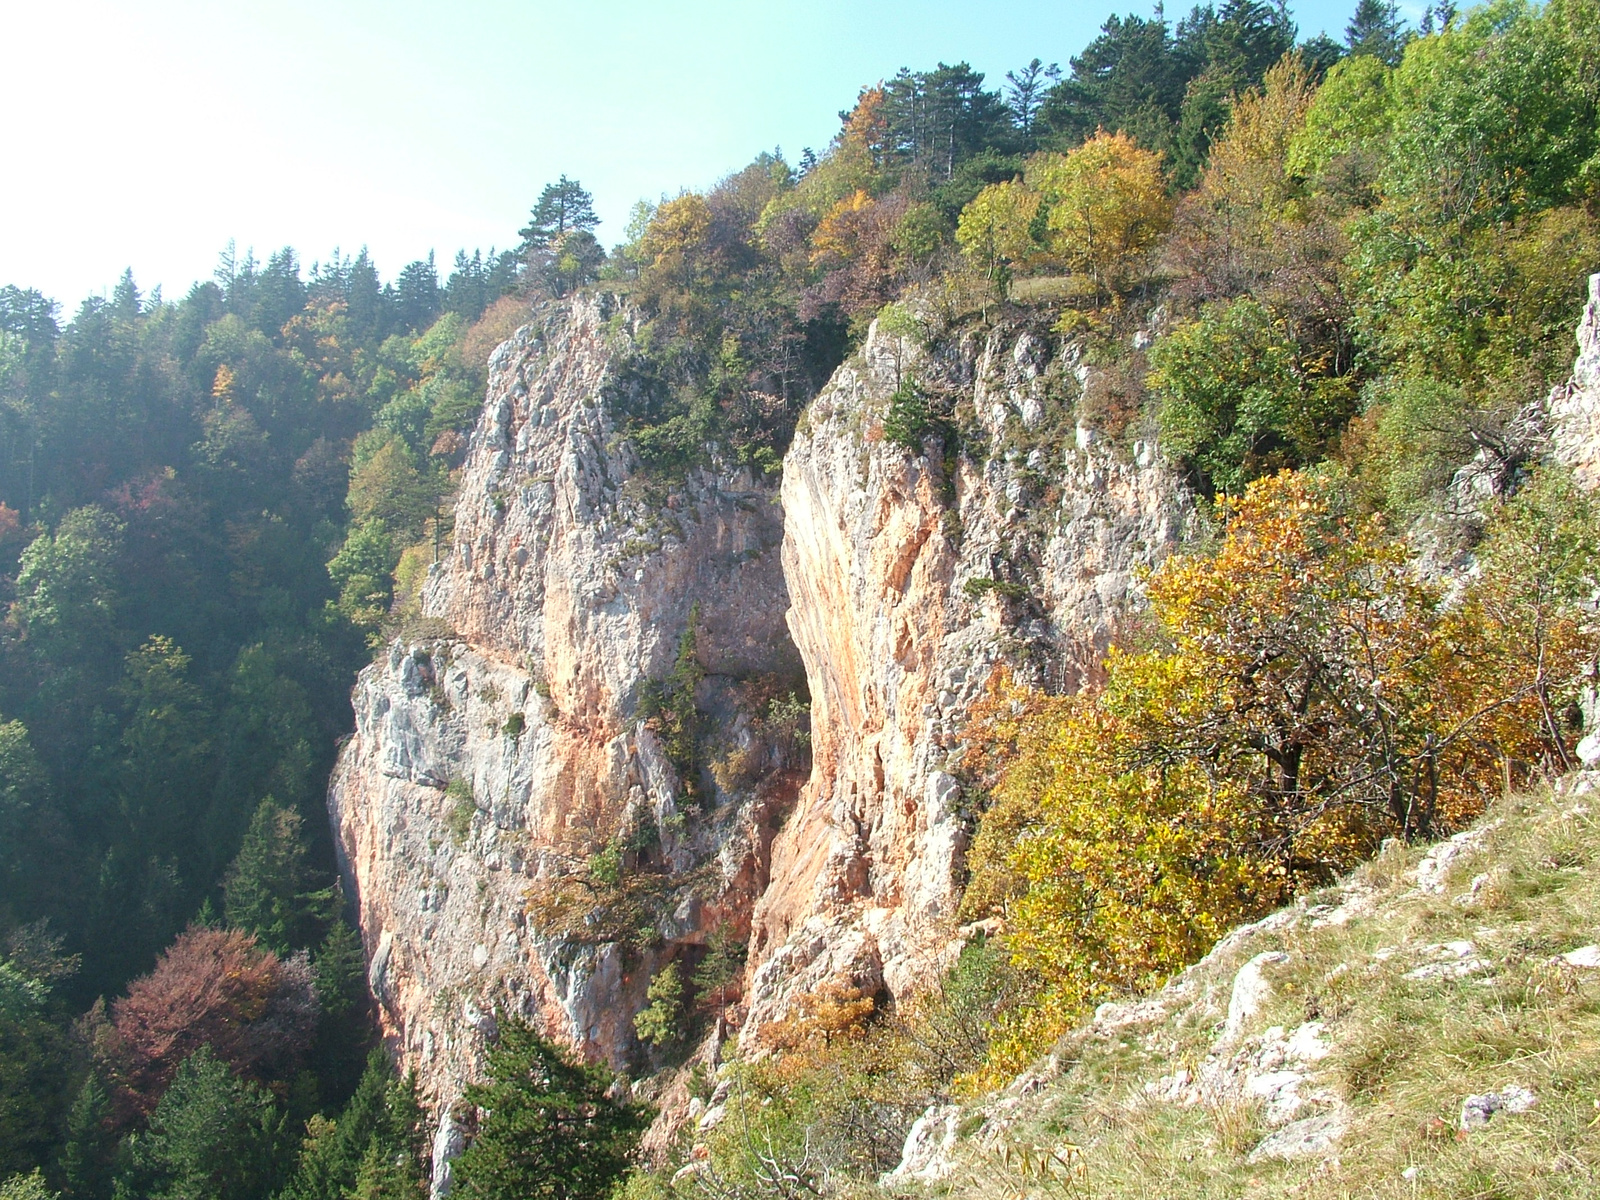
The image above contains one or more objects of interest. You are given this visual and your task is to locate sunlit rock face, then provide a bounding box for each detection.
[1549,272,1600,489]
[329,295,800,1130]
[329,295,1194,1185]
[745,312,1193,1045]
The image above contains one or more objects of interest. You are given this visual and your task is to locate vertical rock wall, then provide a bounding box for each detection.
[329,295,1195,1178]
[744,314,1193,1039]
[1549,272,1600,488]
[328,297,801,1167]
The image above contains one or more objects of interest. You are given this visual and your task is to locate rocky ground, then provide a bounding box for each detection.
[883,775,1600,1199]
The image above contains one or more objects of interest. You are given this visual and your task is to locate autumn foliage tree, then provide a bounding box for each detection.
[106,927,317,1119]
[959,130,1172,302]
[964,467,1600,1073]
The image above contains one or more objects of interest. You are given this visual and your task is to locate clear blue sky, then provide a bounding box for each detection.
[1,0,1371,309]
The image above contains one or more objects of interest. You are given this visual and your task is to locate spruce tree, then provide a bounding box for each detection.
[307,919,374,1103]
[449,1016,649,1200]
[222,797,332,954]
[691,926,747,1013]
[115,1047,285,1200]
[1345,0,1409,64]
[280,1050,427,1200]
[57,1073,114,1200]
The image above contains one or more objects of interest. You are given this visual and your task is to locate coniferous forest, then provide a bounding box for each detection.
[4,1,1600,1197]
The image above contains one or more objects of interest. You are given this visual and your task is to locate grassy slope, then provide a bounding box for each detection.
[920,780,1600,1199]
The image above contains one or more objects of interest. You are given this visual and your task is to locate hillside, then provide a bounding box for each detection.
[3,2,1600,1198]
[883,774,1600,1198]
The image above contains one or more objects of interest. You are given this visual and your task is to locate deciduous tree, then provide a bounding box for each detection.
[1029,131,1173,301]
[109,927,317,1117]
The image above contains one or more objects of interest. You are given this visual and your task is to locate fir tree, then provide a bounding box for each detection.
[450,1016,649,1200]
[57,1073,114,1200]
[115,1047,285,1200]
[1345,0,1409,65]
[222,797,332,954]
[1003,59,1061,141]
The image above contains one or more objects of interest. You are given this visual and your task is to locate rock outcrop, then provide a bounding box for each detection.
[1549,271,1600,489]
[882,774,1600,1191]
[745,313,1192,1040]
[329,295,1193,1180]
[329,295,802,1141]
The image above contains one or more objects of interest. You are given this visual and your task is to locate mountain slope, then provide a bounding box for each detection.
[890,776,1600,1198]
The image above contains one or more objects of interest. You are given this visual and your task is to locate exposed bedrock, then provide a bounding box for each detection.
[328,295,1194,1181]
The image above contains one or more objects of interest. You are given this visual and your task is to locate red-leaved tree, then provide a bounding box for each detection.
[106,926,317,1119]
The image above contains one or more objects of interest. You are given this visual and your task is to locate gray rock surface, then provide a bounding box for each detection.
[330,296,801,1132]
[747,310,1192,1041]
[1549,272,1600,488]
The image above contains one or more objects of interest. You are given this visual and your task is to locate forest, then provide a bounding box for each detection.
[3,0,1599,1196]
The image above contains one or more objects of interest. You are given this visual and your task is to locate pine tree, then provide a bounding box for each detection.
[518,178,599,254]
[222,797,332,954]
[450,1016,649,1200]
[1345,0,1409,65]
[0,1173,55,1200]
[632,962,684,1049]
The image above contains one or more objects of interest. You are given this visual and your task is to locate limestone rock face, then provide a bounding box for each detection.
[745,313,1193,1042]
[1549,272,1600,488]
[329,295,799,1121]
[330,296,1193,1169]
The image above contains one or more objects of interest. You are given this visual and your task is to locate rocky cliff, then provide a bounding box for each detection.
[328,295,1192,1180]
[1549,272,1600,488]
[328,295,803,1179]
[744,312,1192,1042]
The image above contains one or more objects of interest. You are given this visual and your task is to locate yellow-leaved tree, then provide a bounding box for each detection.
[964,467,1599,1079]
[954,180,1041,282]
[1028,130,1173,302]
[957,130,1172,304]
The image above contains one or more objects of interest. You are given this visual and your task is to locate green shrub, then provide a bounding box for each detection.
[882,380,932,452]
[962,577,1028,601]
[445,779,476,845]
[633,961,686,1049]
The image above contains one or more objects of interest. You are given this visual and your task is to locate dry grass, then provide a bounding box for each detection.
[910,781,1600,1199]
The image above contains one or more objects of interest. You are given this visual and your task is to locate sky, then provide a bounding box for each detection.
[1,0,1362,310]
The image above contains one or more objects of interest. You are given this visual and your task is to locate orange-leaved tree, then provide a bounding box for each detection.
[963,467,1598,1076]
